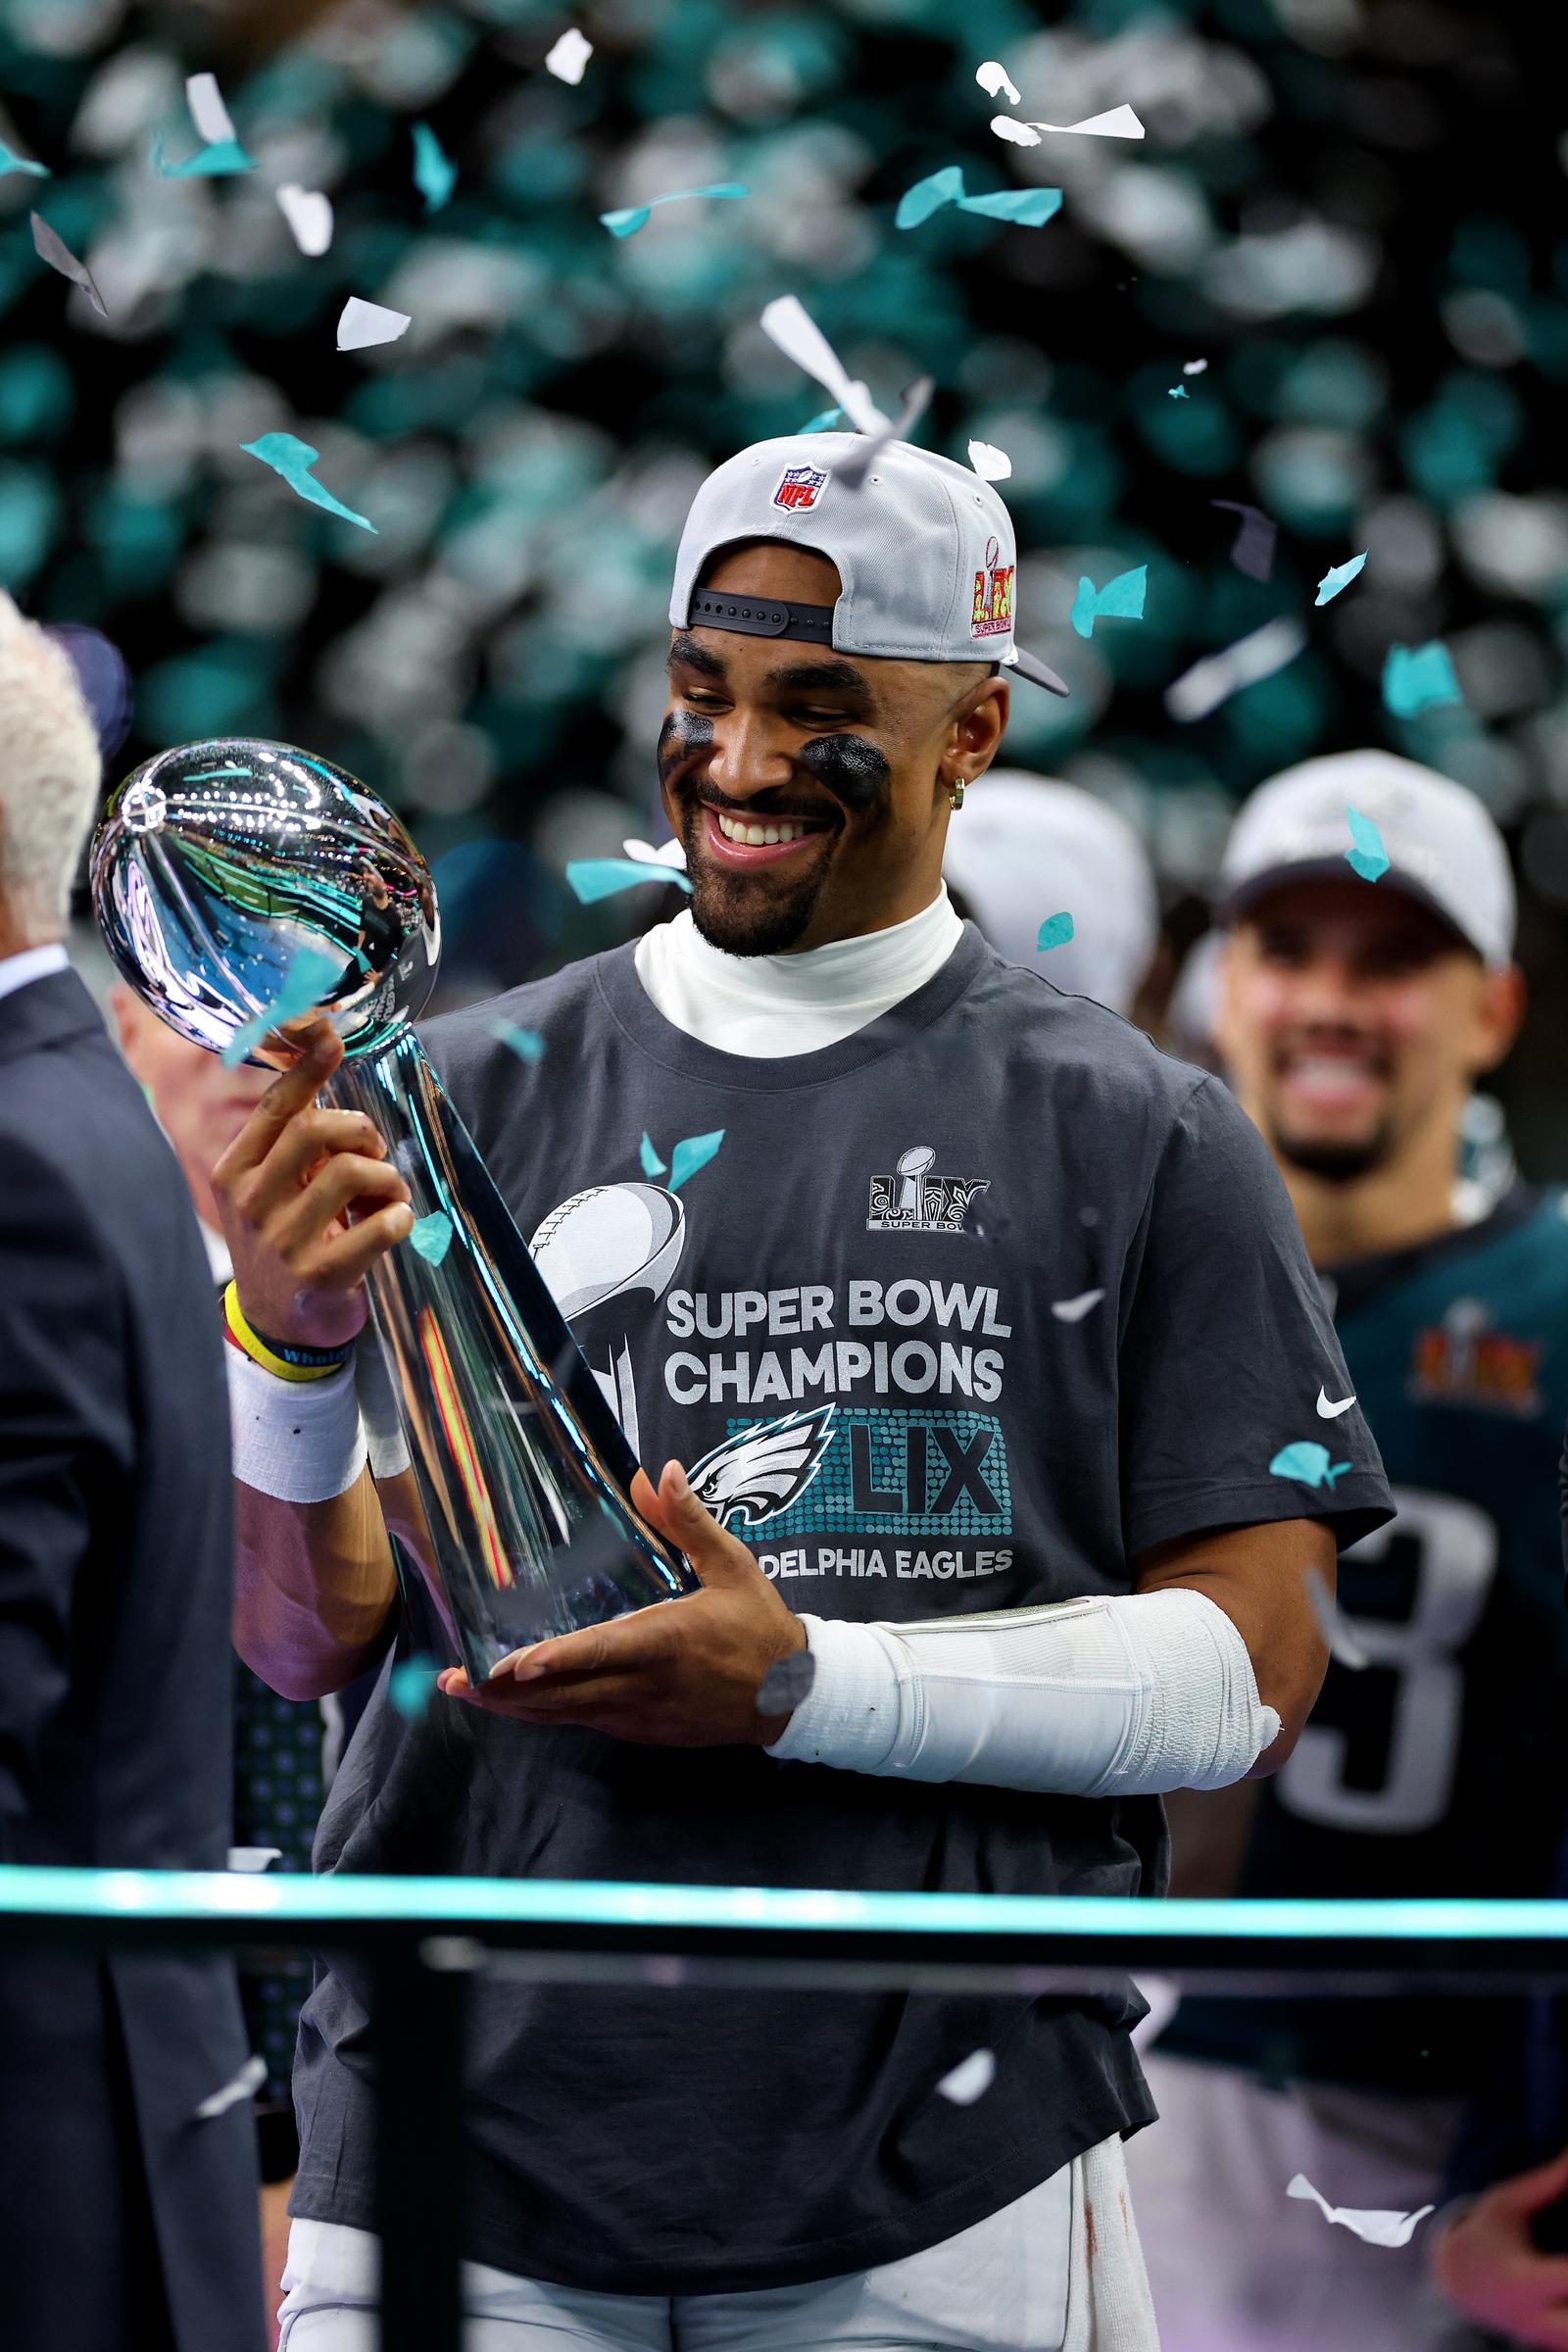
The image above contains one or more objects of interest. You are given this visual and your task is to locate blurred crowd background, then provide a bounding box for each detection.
[3,0,1565,1156]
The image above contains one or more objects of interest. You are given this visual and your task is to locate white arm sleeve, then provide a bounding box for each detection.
[763,1588,1281,1796]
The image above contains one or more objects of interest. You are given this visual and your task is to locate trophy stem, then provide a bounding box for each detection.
[325,1034,697,1682]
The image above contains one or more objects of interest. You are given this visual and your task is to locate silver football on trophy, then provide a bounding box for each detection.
[91,737,439,1067]
[90,739,698,1680]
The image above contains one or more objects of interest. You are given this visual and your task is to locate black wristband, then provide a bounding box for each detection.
[249,1321,357,1370]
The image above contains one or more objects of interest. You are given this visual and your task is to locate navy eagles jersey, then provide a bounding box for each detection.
[1164,1185,1568,2095]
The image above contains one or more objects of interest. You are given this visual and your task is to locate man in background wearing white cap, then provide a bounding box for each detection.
[1128,751,1568,2351]
[942,771,1159,1016]
[220,437,1390,2348]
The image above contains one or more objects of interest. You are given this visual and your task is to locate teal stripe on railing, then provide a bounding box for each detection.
[2,1868,1568,1940]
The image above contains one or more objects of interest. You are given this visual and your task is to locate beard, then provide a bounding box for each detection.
[1267,1118,1396,1183]
[676,799,835,957]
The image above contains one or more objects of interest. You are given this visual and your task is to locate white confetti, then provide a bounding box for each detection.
[30,211,106,318]
[760,296,890,437]
[1045,104,1146,138]
[545,27,594,83]
[226,1846,281,1872]
[193,2052,268,2121]
[621,836,689,871]
[1051,1289,1104,1325]
[966,438,1012,481]
[1164,616,1305,723]
[996,104,1146,143]
[833,373,933,490]
[185,72,235,147]
[976,60,1022,106]
[1303,1566,1370,1673]
[1287,2174,1434,2249]
[337,296,413,351]
[936,2048,996,2105]
[1183,357,1208,374]
[277,183,334,257]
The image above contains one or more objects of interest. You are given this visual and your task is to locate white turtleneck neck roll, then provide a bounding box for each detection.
[632,886,964,1056]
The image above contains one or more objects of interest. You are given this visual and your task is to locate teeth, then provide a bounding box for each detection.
[1287,1057,1378,1082]
[715,812,814,846]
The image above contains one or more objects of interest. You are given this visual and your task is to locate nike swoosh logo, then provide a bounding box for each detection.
[1051,1289,1105,1325]
[1316,1387,1356,1419]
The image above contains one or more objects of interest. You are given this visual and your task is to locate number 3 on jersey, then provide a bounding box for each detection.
[1276,1486,1499,1837]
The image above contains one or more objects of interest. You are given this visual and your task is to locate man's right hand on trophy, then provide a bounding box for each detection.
[212,1016,416,1349]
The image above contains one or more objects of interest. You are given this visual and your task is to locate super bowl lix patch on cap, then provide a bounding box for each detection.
[971,536,1014,639]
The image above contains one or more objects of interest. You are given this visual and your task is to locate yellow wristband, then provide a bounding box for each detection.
[222,1282,345,1384]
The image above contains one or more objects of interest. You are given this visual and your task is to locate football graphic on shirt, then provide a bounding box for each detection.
[529,1183,686,1319]
[529,1182,687,1457]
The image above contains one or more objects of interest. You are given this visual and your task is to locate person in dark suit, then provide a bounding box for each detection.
[0,592,264,2352]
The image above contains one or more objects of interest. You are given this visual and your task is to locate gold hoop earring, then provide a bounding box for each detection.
[948,778,965,811]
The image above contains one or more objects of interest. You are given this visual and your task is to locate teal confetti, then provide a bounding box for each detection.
[0,140,50,179]
[956,186,1061,224]
[895,166,966,229]
[389,1655,439,1721]
[411,121,457,212]
[241,433,376,534]
[1070,565,1147,639]
[408,1211,454,1265]
[1037,911,1075,951]
[1269,1441,1350,1490]
[638,1131,667,1179]
[669,1130,725,1191]
[152,132,254,177]
[1167,385,1190,400]
[802,407,843,432]
[1315,552,1367,607]
[491,1020,545,1061]
[1345,806,1391,884]
[895,165,1059,230]
[599,181,749,238]
[1383,640,1462,718]
[220,946,342,1069]
[566,858,693,905]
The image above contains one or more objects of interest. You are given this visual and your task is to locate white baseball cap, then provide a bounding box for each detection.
[669,434,1069,694]
[1219,751,1516,967]
[943,771,1158,1014]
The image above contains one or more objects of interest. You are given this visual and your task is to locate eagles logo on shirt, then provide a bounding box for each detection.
[1409,1298,1543,1418]
[867,1143,989,1235]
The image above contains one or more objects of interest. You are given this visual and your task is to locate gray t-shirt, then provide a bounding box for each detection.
[292,921,1392,2292]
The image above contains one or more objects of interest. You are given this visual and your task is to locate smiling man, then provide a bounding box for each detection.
[1129,752,1568,2352]
[218,437,1392,2350]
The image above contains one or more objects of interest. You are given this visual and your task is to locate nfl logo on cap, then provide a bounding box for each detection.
[773,464,828,513]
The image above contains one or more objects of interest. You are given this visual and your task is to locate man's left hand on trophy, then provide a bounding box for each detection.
[436,1459,808,1747]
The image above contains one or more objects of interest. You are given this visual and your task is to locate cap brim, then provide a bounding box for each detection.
[1008,647,1070,697]
[1220,857,1487,958]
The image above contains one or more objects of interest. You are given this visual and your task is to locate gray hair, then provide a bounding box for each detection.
[0,591,103,932]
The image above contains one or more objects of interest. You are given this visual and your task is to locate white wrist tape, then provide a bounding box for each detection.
[765,1588,1280,1796]
[226,1348,367,1505]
